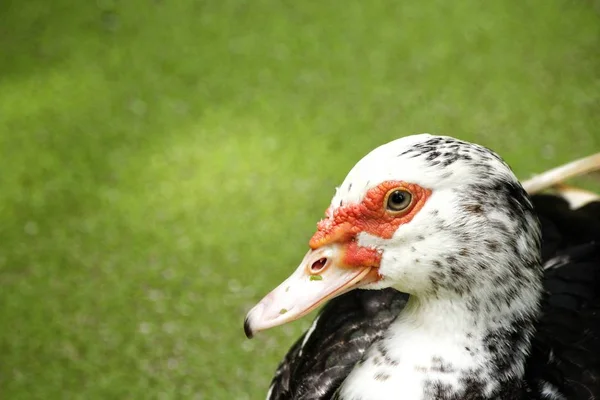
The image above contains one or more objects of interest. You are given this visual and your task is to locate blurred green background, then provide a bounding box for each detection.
[0,0,598,398]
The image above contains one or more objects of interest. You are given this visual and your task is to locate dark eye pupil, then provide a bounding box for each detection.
[391,191,405,204]
[387,190,411,211]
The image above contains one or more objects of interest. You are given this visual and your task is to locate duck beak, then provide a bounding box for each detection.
[244,243,380,338]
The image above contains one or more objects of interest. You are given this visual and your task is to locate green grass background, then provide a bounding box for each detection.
[0,0,599,398]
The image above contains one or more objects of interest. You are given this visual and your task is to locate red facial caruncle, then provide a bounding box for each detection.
[308,181,432,269]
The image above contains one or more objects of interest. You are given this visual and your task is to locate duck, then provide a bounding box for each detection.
[244,134,600,400]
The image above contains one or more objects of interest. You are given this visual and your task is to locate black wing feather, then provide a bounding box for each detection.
[524,195,600,399]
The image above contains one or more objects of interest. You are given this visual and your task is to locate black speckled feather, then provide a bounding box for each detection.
[266,194,600,400]
[267,288,408,400]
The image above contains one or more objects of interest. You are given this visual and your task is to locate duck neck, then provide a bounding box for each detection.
[338,264,543,400]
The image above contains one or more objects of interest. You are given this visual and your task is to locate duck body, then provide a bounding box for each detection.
[245,135,600,400]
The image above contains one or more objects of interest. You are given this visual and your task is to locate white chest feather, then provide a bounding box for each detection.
[335,295,525,400]
[337,333,490,400]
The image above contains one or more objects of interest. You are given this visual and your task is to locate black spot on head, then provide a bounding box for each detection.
[466,297,480,312]
[441,156,459,168]
[431,270,446,282]
[430,282,439,293]
[374,371,390,381]
[450,265,464,278]
[426,151,441,161]
[459,232,473,242]
[430,356,456,373]
[485,240,500,252]
[464,204,484,215]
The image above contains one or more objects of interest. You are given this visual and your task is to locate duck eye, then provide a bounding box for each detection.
[386,190,412,212]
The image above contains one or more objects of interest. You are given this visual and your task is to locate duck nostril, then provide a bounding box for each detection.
[310,258,328,274]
